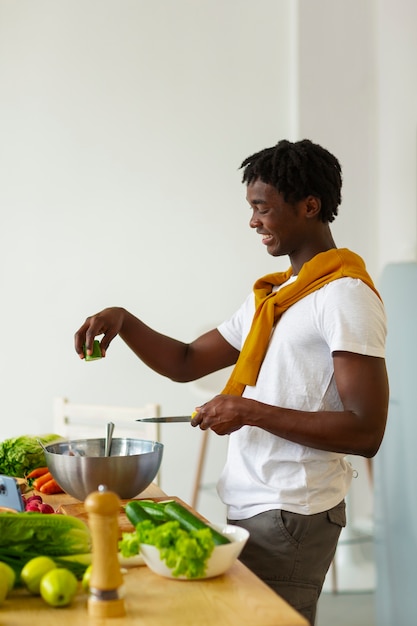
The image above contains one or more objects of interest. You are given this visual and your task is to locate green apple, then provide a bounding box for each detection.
[20,556,57,595]
[81,564,92,592]
[0,561,16,592]
[83,340,102,361]
[0,571,9,605]
[40,568,78,607]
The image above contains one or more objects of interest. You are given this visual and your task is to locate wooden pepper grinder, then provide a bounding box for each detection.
[84,485,126,618]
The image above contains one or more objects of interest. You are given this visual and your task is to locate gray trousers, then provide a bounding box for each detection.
[228,500,346,626]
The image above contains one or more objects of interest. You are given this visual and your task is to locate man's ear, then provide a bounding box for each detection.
[304,195,321,218]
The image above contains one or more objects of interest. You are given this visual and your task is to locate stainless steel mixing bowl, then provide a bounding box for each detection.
[44,437,163,501]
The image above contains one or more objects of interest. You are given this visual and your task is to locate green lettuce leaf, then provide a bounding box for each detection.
[118,531,140,558]
[0,433,61,477]
[119,519,215,579]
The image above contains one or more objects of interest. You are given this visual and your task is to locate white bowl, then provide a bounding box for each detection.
[140,523,249,580]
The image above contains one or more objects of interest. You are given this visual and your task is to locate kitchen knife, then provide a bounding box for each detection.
[136,416,192,423]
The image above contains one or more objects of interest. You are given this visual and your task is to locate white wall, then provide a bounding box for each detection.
[296,0,417,275]
[0,0,293,513]
[376,0,417,264]
[298,0,379,275]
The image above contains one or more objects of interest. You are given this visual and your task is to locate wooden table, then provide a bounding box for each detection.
[1,484,308,626]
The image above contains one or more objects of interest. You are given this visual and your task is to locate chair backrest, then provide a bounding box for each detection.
[53,396,161,443]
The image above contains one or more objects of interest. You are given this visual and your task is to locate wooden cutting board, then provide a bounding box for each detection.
[57,496,191,538]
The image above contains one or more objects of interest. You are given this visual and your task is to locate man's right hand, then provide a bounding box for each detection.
[74,307,127,359]
[74,307,239,385]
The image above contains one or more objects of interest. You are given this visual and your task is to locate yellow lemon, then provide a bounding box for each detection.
[82,564,93,592]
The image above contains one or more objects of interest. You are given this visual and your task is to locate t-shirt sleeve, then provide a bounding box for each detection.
[319,278,387,358]
[217,293,255,352]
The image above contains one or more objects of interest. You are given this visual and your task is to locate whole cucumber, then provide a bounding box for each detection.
[164,501,230,545]
[124,501,153,526]
[132,500,169,523]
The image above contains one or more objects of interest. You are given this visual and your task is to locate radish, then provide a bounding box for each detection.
[39,503,54,514]
[26,495,43,504]
[25,502,41,512]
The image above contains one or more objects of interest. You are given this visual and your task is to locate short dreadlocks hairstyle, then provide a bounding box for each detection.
[240,139,342,223]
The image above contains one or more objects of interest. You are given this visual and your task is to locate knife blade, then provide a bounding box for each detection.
[136,416,192,423]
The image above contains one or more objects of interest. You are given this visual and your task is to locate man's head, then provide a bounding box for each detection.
[240,139,342,223]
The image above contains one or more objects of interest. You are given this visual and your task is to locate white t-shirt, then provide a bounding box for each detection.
[217,277,387,519]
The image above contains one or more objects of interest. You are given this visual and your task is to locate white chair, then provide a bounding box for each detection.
[53,397,162,482]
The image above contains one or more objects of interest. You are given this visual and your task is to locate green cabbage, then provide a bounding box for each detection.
[0,433,61,477]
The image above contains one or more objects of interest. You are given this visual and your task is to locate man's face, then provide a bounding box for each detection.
[246,179,307,259]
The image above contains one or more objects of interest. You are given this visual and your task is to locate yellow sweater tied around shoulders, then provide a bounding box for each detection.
[221,248,381,397]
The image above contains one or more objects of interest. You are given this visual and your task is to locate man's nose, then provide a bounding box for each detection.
[249,211,260,228]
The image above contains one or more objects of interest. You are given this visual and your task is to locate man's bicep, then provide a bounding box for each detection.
[187,329,239,378]
[333,351,389,455]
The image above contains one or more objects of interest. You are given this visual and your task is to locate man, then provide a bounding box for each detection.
[75,139,388,625]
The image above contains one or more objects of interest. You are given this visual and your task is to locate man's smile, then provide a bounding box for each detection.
[259,232,274,245]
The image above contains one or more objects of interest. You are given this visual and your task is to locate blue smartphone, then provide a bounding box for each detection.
[0,475,25,512]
